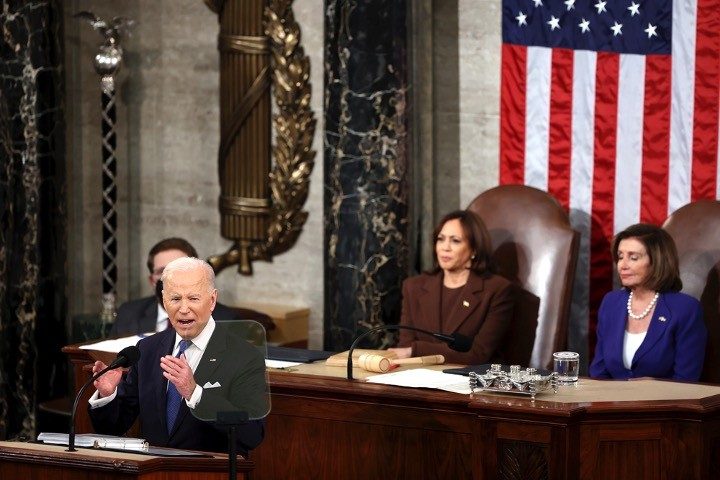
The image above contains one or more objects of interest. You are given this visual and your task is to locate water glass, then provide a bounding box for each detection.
[553,351,579,385]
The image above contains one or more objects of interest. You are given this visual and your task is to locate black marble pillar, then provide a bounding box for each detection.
[0,0,67,439]
[324,1,409,350]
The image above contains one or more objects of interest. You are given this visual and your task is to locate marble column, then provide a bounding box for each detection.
[0,0,67,439]
[323,0,409,350]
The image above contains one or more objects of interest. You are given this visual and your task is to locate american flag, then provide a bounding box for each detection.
[499,0,720,358]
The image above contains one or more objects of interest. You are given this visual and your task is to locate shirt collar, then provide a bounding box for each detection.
[173,316,216,352]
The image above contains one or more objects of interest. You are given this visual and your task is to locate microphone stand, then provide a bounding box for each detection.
[67,346,139,452]
[217,411,249,480]
[67,363,118,452]
[346,325,466,380]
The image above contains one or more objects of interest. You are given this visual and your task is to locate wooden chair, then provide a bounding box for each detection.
[467,185,580,369]
[663,200,720,383]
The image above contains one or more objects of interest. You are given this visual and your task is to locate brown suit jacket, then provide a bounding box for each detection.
[397,270,516,364]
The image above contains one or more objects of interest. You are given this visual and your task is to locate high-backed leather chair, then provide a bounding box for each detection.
[663,200,720,383]
[467,185,580,369]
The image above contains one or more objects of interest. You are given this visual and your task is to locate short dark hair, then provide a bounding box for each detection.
[612,223,682,292]
[146,237,198,273]
[429,210,493,275]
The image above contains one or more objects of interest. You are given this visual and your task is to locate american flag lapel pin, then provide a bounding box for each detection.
[658,316,667,322]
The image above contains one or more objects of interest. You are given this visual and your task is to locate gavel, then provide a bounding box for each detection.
[357,354,445,373]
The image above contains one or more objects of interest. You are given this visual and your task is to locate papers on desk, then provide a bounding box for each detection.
[38,432,149,452]
[366,368,472,395]
[79,334,149,353]
[266,359,302,369]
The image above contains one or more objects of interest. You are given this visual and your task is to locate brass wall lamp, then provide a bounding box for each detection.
[203,0,316,275]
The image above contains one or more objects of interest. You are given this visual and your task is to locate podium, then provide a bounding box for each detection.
[0,441,253,479]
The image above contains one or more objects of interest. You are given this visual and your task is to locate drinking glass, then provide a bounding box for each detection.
[553,351,579,385]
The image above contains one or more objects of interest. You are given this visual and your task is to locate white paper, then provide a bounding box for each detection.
[79,334,148,353]
[265,359,302,369]
[366,368,472,395]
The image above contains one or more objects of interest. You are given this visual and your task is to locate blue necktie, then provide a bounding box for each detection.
[166,339,190,433]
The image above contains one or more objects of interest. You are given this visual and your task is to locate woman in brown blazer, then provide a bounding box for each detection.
[388,210,516,364]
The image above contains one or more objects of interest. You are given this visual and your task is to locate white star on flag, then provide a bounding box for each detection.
[564,0,576,11]
[516,11,527,26]
[594,1,607,14]
[547,15,561,31]
[611,21,623,36]
[644,23,658,38]
[578,18,590,33]
[533,0,543,7]
[628,2,641,17]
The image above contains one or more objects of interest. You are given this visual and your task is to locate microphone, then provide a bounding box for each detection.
[346,325,472,380]
[430,332,473,352]
[67,345,141,451]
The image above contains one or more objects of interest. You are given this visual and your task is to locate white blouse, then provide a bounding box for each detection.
[623,330,647,369]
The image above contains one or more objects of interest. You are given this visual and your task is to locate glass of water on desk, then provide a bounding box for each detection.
[553,351,579,385]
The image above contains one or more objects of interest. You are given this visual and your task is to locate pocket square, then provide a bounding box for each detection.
[203,381,221,389]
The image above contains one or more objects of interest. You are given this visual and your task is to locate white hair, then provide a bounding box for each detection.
[160,256,216,292]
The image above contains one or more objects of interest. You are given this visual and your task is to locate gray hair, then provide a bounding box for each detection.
[161,256,216,292]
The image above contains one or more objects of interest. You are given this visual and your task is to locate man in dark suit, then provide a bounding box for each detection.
[111,237,239,336]
[89,257,268,454]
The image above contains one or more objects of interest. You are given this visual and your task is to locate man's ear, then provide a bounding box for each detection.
[211,289,218,310]
[155,279,164,304]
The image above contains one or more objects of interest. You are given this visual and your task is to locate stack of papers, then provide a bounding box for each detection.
[79,335,147,353]
[38,432,149,451]
[365,368,472,395]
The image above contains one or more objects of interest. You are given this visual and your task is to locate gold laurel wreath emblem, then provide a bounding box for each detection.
[257,0,316,259]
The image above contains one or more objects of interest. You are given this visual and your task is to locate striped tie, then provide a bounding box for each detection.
[166,339,190,433]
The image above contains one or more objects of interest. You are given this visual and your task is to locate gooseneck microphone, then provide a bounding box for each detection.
[346,325,472,380]
[67,345,141,451]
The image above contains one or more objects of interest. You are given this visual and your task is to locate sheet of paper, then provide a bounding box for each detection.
[78,334,148,353]
[266,359,303,369]
[366,368,472,394]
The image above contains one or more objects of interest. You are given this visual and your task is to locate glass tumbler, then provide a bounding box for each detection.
[553,351,579,385]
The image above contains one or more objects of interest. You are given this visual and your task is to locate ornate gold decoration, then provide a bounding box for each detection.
[207,0,316,275]
[262,0,316,257]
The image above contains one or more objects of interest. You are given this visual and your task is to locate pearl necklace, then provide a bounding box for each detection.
[627,291,659,320]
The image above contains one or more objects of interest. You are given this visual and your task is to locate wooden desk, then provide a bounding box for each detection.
[0,441,251,479]
[63,345,720,479]
[252,364,720,480]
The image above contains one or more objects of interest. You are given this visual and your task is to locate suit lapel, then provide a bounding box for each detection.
[418,274,442,333]
[155,329,176,437]
[194,325,228,384]
[607,292,631,367]
[444,273,485,334]
[632,294,670,367]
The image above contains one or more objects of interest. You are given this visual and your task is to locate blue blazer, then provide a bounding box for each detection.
[589,289,707,380]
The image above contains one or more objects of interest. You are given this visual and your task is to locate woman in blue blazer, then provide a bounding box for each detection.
[589,224,707,381]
